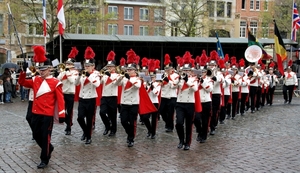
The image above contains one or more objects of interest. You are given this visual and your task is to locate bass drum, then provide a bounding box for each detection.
[244,45,262,62]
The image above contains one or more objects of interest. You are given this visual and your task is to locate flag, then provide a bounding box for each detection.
[292,2,300,41]
[247,27,271,60]
[57,0,66,35]
[42,0,46,36]
[274,20,287,76]
[215,32,224,59]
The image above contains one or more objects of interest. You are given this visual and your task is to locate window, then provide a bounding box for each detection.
[217,2,225,17]
[28,23,43,35]
[240,21,247,38]
[108,6,118,19]
[227,2,232,18]
[124,7,133,20]
[108,24,118,35]
[154,9,163,22]
[250,0,254,10]
[264,0,268,11]
[77,25,83,34]
[124,25,133,35]
[87,23,96,34]
[154,26,164,36]
[249,21,258,36]
[0,14,3,35]
[256,0,260,10]
[140,8,149,21]
[171,21,178,36]
[242,0,246,9]
[139,26,149,36]
[207,1,214,17]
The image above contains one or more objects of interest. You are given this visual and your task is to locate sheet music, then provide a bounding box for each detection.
[52,59,60,67]
[74,62,82,70]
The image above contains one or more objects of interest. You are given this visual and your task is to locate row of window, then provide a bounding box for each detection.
[242,0,268,11]
[239,21,270,38]
[108,24,164,36]
[108,6,163,22]
[208,2,232,18]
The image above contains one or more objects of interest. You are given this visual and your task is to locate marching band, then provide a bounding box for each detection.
[22,45,299,155]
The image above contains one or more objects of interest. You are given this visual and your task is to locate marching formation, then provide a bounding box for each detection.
[19,45,298,169]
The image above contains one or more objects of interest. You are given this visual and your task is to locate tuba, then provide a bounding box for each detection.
[244,45,262,63]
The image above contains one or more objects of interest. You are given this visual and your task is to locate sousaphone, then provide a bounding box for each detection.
[244,45,262,63]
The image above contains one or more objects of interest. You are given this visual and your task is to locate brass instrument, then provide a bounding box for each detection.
[244,45,262,63]
[81,70,87,77]
[180,72,187,79]
[29,66,36,75]
[57,63,66,72]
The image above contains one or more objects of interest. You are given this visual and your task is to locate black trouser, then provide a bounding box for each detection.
[283,85,295,103]
[26,101,34,138]
[120,104,138,143]
[210,94,220,131]
[249,86,258,111]
[100,96,118,133]
[220,95,230,122]
[255,87,262,109]
[266,87,275,105]
[77,98,96,140]
[175,103,195,146]
[261,88,267,106]
[240,93,248,114]
[159,97,176,130]
[231,92,239,118]
[31,113,54,164]
[194,102,211,141]
[64,94,75,131]
[141,103,159,136]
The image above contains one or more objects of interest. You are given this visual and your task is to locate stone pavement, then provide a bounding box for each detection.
[0,95,300,173]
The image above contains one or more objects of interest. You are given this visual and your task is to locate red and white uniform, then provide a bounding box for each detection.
[18,72,65,118]
[57,69,79,94]
[77,70,101,99]
[100,72,120,96]
[161,72,179,98]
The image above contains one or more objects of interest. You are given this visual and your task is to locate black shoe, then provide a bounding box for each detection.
[37,162,47,169]
[81,134,86,141]
[85,139,92,144]
[103,129,109,135]
[151,135,156,139]
[288,101,291,104]
[241,113,244,116]
[147,132,151,138]
[65,130,71,135]
[269,103,272,106]
[199,139,206,143]
[165,128,173,133]
[251,110,255,113]
[284,100,288,104]
[231,117,235,120]
[108,132,115,137]
[184,145,190,150]
[177,142,183,149]
[226,116,231,119]
[126,139,130,143]
[210,130,215,135]
[220,121,224,124]
[128,142,134,147]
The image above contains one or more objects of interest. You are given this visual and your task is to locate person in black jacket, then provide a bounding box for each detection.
[4,76,13,103]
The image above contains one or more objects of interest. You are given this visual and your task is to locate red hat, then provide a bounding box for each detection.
[230,56,237,66]
[120,57,126,68]
[106,50,116,67]
[239,58,245,71]
[148,59,156,76]
[182,51,192,70]
[66,47,78,64]
[33,45,51,70]
[126,49,137,70]
[224,54,230,64]
[84,46,96,65]
[141,57,148,71]
[218,59,226,71]
[164,54,173,70]
[155,59,160,71]
[209,50,219,66]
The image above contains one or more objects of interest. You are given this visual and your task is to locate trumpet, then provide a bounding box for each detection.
[81,70,87,77]
[29,66,37,75]
[180,72,187,79]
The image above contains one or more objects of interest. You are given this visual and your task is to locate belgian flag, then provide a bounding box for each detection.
[274,20,287,75]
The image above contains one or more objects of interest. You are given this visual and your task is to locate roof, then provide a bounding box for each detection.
[59,34,298,45]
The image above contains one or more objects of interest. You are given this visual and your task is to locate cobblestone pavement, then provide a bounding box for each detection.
[0,95,300,173]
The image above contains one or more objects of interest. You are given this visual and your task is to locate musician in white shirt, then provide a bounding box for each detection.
[266,63,278,106]
[282,62,298,104]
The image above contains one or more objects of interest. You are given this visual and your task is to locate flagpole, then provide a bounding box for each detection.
[291,0,295,62]
[60,34,62,63]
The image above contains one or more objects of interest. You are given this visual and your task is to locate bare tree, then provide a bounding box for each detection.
[9,0,113,41]
[162,0,210,37]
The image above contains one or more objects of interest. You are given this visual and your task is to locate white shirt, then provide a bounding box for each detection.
[212,71,224,94]
[283,71,298,86]
[177,76,198,103]
[222,74,232,96]
[101,72,120,97]
[199,77,213,102]
[161,72,179,98]
[77,70,100,99]
[118,76,141,105]
[147,81,161,104]
[240,75,250,93]
[57,69,79,94]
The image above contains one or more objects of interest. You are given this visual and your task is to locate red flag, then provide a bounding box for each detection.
[57,0,65,35]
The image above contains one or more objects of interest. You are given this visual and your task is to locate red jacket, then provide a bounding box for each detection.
[18,72,65,118]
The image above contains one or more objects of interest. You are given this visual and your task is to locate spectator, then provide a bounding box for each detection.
[0,79,4,104]
[4,76,13,103]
